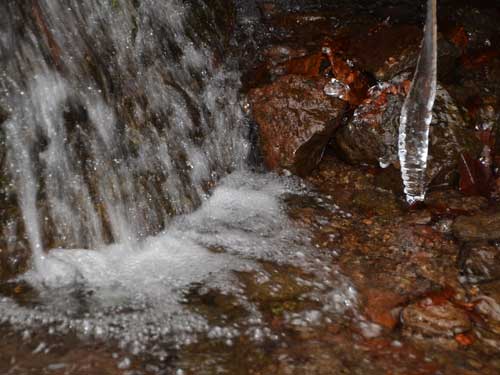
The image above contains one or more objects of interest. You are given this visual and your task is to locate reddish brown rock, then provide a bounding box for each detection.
[248,75,347,176]
[401,299,472,338]
[363,288,406,330]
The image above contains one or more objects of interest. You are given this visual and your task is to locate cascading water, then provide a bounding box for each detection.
[0,0,359,360]
[398,0,437,204]
[0,0,249,261]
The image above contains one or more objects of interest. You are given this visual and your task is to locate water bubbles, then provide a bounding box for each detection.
[324,78,350,100]
[117,357,132,369]
[359,320,382,338]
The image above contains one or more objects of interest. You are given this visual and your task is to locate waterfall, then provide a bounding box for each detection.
[0,0,249,266]
[0,0,362,357]
[398,0,437,204]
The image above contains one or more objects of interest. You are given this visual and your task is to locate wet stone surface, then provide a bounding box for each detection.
[248,74,347,176]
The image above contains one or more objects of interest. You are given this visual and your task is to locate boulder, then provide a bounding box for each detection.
[335,81,482,187]
[248,74,347,176]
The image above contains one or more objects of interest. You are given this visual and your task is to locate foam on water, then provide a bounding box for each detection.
[0,171,360,354]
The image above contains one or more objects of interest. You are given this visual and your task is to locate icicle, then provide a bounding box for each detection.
[398,0,437,204]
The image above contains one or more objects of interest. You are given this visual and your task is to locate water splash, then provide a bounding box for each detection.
[0,172,359,355]
[398,0,437,204]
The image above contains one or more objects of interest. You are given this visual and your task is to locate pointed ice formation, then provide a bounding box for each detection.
[398,0,437,204]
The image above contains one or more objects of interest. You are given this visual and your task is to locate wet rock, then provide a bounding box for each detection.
[373,165,404,196]
[406,210,432,226]
[335,82,482,187]
[425,190,488,214]
[335,81,405,167]
[474,280,500,337]
[401,299,472,338]
[248,75,347,176]
[453,212,500,242]
[363,288,406,330]
[0,119,30,280]
[462,242,500,283]
[471,280,500,340]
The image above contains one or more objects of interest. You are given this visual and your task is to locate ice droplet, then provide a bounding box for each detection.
[324,78,350,100]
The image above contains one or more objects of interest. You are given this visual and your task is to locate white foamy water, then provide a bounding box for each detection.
[24,172,294,290]
[0,172,360,354]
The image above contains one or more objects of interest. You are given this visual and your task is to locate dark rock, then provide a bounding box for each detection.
[335,81,482,187]
[453,212,500,242]
[0,106,7,125]
[441,1,500,55]
[346,24,421,82]
[335,81,404,167]
[345,24,460,82]
[462,242,500,283]
[248,75,347,176]
[401,299,472,338]
[373,165,404,196]
[425,190,488,214]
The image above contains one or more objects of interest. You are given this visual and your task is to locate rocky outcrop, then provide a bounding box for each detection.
[248,75,347,176]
